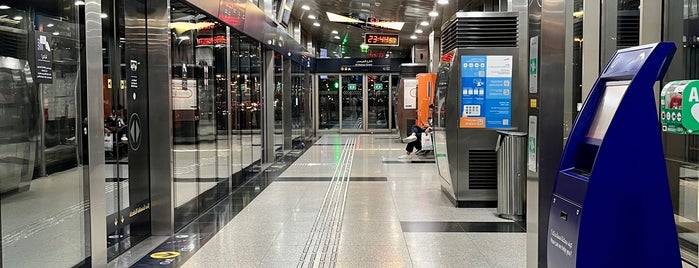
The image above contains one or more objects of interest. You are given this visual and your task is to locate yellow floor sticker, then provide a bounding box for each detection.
[150,251,180,259]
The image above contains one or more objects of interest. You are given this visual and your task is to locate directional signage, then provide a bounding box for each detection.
[129,113,142,151]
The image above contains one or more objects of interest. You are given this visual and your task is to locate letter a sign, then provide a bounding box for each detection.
[682,81,699,134]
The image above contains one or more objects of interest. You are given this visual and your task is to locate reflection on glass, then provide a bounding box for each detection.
[391,74,400,129]
[291,62,305,138]
[674,1,699,265]
[342,75,364,130]
[368,75,390,129]
[274,53,283,149]
[1,3,89,267]
[171,2,231,231]
[318,75,340,130]
[237,36,262,173]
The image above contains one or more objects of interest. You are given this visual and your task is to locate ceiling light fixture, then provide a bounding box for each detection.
[52,32,60,36]
[415,29,423,34]
[47,23,54,27]
[420,21,429,26]
[13,15,22,20]
[437,0,449,5]
[313,22,320,27]
[178,36,190,40]
[308,14,317,19]
[301,5,310,10]
[331,30,338,34]
[410,35,417,40]
[334,36,340,40]
[429,11,438,17]
[74,1,85,6]
[0,5,10,9]
[101,13,108,18]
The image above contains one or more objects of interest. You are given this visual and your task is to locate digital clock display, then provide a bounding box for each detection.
[365,33,399,46]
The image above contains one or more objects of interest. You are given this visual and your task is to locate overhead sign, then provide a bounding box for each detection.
[459,55,513,129]
[365,33,399,46]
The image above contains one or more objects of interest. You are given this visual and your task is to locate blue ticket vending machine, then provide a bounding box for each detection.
[547,42,680,267]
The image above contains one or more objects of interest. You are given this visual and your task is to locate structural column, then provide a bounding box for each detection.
[262,48,276,162]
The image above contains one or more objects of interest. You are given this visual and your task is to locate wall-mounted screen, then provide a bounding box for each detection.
[586,81,630,140]
[278,0,294,26]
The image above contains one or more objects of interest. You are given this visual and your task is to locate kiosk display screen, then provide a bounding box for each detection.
[586,82,630,140]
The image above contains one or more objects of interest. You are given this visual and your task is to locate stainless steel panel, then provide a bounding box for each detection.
[532,0,568,266]
[263,48,276,161]
[85,0,107,266]
[148,0,174,236]
[582,0,600,101]
[526,1,542,267]
[601,0,619,67]
[496,131,527,220]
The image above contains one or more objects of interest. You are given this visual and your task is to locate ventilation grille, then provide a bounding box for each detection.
[468,149,497,190]
[441,12,518,53]
[400,64,427,77]
[617,10,640,48]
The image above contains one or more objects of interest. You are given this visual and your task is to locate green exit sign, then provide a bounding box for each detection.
[374,83,383,90]
[348,84,357,90]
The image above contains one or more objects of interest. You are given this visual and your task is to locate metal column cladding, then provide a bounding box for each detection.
[124,0,152,239]
[85,0,107,265]
[146,0,174,236]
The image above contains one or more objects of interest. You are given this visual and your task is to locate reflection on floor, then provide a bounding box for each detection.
[1,168,88,268]
[114,134,526,267]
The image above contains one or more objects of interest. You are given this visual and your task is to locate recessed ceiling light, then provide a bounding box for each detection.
[0,5,10,9]
[334,36,340,39]
[438,0,449,5]
[308,14,317,20]
[74,1,85,5]
[420,21,429,26]
[52,32,60,36]
[101,13,108,18]
[415,29,423,34]
[47,23,54,27]
[313,22,320,27]
[429,11,439,17]
[331,30,338,34]
[301,5,310,10]
[13,15,22,20]
[410,35,417,40]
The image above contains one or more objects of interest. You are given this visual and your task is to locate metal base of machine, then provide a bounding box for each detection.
[441,186,497,208]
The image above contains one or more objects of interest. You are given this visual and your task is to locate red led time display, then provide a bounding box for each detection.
[365,33,399,46]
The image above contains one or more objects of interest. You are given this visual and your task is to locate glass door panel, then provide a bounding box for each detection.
[391,74,400,129]
[318,75,340,130]
[367,75,390,130]
[341,74,364,131]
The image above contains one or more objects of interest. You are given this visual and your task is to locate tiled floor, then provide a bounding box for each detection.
[179,134,527,268]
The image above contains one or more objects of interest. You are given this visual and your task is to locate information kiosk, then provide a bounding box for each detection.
[547,42,680,267]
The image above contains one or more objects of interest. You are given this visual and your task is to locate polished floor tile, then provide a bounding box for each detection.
[127,134,531,268]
